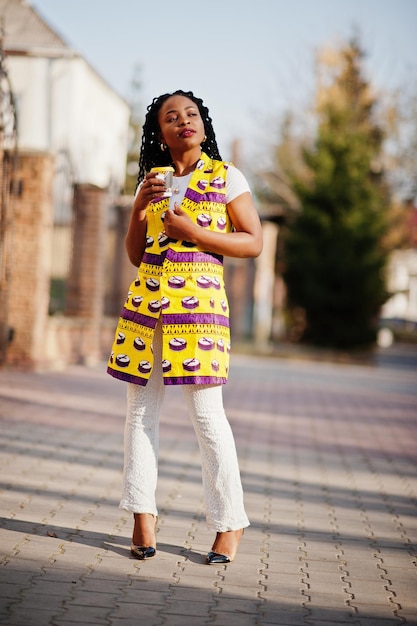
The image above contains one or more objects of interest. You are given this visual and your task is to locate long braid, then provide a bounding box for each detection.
[136,90,222,191]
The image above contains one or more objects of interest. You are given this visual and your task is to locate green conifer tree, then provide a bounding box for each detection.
[284,38,389,348]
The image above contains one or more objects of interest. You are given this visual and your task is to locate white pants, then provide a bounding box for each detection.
[119,324,249,532]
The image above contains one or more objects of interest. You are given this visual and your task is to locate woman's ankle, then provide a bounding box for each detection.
[132,513,157,547]
[211,528,244,559]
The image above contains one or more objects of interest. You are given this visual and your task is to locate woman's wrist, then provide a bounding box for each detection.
[133,201,148,220]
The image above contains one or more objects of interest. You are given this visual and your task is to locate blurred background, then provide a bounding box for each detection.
[0,0,416,370]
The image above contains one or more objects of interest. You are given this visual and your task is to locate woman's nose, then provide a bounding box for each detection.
[179,118,190,126]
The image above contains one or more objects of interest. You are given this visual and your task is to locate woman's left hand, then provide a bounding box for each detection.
[163,193,263,259]
[163,204,197,242]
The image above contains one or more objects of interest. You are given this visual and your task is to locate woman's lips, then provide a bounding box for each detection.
[178,129,195,138]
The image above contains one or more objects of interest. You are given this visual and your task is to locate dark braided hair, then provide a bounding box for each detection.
[136,90,222,187]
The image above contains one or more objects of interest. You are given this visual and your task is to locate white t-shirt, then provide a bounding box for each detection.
[136,164,251,207]
[170,164,250,208]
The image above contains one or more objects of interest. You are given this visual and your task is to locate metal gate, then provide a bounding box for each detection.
[49,148,74,315]
[0,21,18,363]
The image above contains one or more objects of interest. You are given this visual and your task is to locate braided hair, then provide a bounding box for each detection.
[136,90,222,188]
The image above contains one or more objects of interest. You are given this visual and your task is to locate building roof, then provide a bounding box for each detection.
[0,0,71,55]
[0,0,129,104]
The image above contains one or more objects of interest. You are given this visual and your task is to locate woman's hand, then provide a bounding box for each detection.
[126,173,171,266]
[134,172,168,212]
[165,194,263,259]
[164,193,262,259]
[163,204,197,241]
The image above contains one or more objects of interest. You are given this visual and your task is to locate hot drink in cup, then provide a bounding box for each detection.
[151,166,174,197]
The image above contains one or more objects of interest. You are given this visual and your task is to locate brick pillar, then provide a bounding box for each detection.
[66,183,106,364]
[5,151,54,368]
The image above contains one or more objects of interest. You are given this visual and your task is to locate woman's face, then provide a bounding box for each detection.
[158,95,205,153]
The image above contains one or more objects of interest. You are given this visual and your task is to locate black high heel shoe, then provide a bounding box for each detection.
[130,513,157,560]
[130,545,156,560]
[206,550,232,565]
[206,529,244,565]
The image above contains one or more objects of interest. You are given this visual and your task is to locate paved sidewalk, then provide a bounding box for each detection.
[0,351,416,625]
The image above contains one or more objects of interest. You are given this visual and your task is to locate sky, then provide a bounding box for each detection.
[31,0,417,162]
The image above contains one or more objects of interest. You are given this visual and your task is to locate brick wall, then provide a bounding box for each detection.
[3,156,112,370]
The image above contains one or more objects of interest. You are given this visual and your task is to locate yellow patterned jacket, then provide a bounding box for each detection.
[107,152,233,386]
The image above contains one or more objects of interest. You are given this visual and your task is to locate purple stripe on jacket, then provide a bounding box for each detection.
[185,188,226,205]
[166,249,223,265]
[121,308,159,327]
[142,252,165,266]
[106,366,148,385]
[164,375,227,385]
[162,312,229,327]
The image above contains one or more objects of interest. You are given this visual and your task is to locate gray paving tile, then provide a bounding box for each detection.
[0,353,416,625]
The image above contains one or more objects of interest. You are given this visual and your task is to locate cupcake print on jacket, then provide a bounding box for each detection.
[107,152,232,386]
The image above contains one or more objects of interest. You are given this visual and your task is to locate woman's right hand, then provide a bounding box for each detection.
[126,172,167,267]
[133,172,168,212]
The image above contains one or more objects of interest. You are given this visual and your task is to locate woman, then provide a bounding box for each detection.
[108,89,262,564]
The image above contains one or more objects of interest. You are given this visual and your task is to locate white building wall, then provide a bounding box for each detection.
[381,249,417,322]
[8,56,50,149]
[8,53,130,189]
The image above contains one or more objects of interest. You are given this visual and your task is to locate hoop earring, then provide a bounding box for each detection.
[160,142,167,152]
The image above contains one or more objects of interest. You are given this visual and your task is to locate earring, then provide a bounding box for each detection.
[160,142,167,152]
